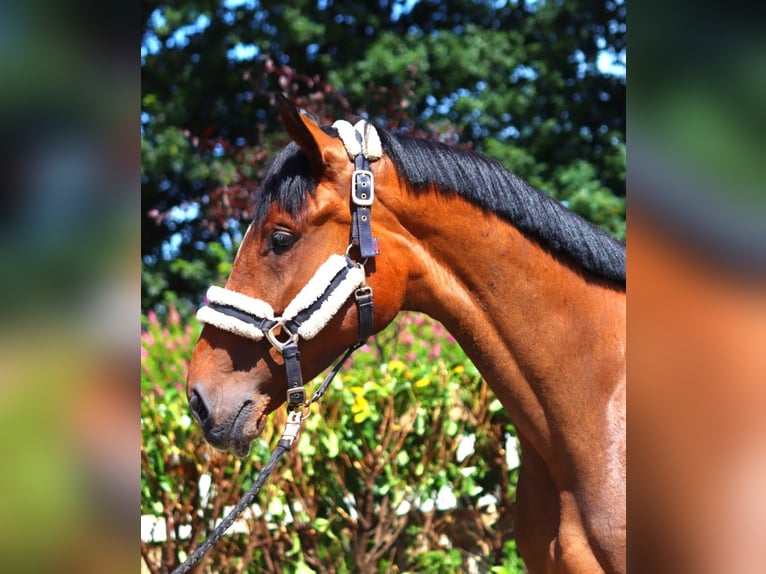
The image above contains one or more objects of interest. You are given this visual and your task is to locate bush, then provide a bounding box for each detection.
[141,308,524,573]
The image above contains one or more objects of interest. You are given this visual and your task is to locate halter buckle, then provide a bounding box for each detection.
[285,386,306,410]
[265,321,298,353]
[355,285,373,300]
[351,169,374,206]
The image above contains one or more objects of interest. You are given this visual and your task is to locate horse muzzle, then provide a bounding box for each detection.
[187,382,268,457]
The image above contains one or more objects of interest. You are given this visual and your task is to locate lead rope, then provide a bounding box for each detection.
[170,415,298,574]
[170,347,359,574]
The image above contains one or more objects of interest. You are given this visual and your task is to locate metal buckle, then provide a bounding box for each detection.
[355,285,373,300]
[265,320,298,353]
[351,169,374,206]
[286,386,306,409]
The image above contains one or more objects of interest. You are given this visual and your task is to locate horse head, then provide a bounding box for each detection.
[186,98,407,456]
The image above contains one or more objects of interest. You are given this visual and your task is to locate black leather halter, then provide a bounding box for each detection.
[279,127,380,411]
[197,120,381,413]
[201,257,374,411]
[350,142,380,258]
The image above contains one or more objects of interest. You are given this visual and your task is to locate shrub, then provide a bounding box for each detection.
[141,308,524,573]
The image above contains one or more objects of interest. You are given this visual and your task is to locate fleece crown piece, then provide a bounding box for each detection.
[332,119,382,162]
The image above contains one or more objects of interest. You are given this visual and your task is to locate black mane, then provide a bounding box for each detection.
[378,130,626,284]
[254,141,317,227]
[255,128,626,285]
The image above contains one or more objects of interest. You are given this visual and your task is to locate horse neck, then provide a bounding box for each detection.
[392,187,626,469]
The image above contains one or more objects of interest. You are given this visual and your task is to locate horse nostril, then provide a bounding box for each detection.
[189,388,210,424]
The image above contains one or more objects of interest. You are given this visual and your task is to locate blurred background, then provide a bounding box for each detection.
[630,3,766,573]
[0,0,137,573]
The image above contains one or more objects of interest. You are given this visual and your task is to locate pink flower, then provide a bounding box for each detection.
[168,305,180,325]
[399,332,414,346]
[141,346,148,359]
[147,310,158,325]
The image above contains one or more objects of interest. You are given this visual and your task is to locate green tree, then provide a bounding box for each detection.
[141,0,625,314]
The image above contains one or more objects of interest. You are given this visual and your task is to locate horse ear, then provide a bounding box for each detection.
[276,93,340,170]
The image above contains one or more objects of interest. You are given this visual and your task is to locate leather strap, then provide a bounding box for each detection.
[282,342,306,409]
[308,285,374,405]
[355,287,374,341]
[352,208,377,258]
[351,155,379,259]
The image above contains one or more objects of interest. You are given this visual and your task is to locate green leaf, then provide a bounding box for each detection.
[321,432,340,458]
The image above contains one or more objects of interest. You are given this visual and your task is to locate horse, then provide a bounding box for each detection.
[186,96,626,573]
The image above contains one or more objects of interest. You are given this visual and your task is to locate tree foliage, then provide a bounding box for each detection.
[141,0,625,314]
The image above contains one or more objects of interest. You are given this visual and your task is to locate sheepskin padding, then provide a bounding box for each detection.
[332,119,381,162]
[196,305,267,341]
[206,286,275,320]
[282,255,366,340]
[195,286,274,341]
[354,120,382,160]
[332,120,361,160]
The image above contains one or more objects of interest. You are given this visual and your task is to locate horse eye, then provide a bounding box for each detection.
[270,230,296,254]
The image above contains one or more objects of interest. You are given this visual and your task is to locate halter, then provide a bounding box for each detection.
[197,254,372,412]
[171,120,383,574]
[196,118,381,416]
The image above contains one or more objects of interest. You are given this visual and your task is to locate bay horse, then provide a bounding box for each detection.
[187,97,626,573]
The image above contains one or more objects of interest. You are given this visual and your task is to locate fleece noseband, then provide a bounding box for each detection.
[197,255,366,347]
[197,118,381,412]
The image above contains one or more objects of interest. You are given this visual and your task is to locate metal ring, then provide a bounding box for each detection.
[265,320,298,353]
[355,285,373,299]
[345,243,369,266]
